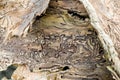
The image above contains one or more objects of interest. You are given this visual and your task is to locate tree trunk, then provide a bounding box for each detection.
[0,0,120,80]
[0,0,50,40]
[79,0,120,79]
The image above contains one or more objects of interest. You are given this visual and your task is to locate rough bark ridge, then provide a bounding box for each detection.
[79,0,120,79]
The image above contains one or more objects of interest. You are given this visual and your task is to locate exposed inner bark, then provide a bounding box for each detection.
[79,0,120,79]
[0,0,118,80]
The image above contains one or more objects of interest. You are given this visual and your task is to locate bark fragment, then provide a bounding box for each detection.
[0,0,50,41]
[79,0,120,79]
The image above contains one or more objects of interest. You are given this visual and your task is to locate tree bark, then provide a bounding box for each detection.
[0,0,50,40]
[79,0,120,79]
[0,0,120,79]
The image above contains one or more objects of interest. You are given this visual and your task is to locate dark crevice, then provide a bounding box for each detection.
[62,66,70,71]
[67,10,89,20]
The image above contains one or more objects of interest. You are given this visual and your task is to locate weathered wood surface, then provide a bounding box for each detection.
[0,0,50,40]
[0,0,115,80]
[0,0,120,79]
[79,0,120,79]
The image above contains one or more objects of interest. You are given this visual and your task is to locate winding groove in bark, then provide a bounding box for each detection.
[0,0,120,79]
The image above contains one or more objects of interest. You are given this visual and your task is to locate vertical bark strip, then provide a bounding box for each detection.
[79,0,120,79]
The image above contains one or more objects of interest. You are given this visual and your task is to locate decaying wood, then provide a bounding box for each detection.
[0,0,50,40]
[79,0,120,79]
[0,0,120,80]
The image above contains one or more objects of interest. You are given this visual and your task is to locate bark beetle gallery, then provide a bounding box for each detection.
[0,0,120,80]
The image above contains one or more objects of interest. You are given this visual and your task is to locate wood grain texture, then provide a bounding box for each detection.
[79,0,120,79]
[0,0,119,79]
[0,0,50,40]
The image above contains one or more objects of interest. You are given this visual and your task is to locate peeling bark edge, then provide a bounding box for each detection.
[78,0,120,79]
[3,0,50,42]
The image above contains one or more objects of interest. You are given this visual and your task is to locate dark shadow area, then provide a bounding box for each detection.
[0,65,17,79]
